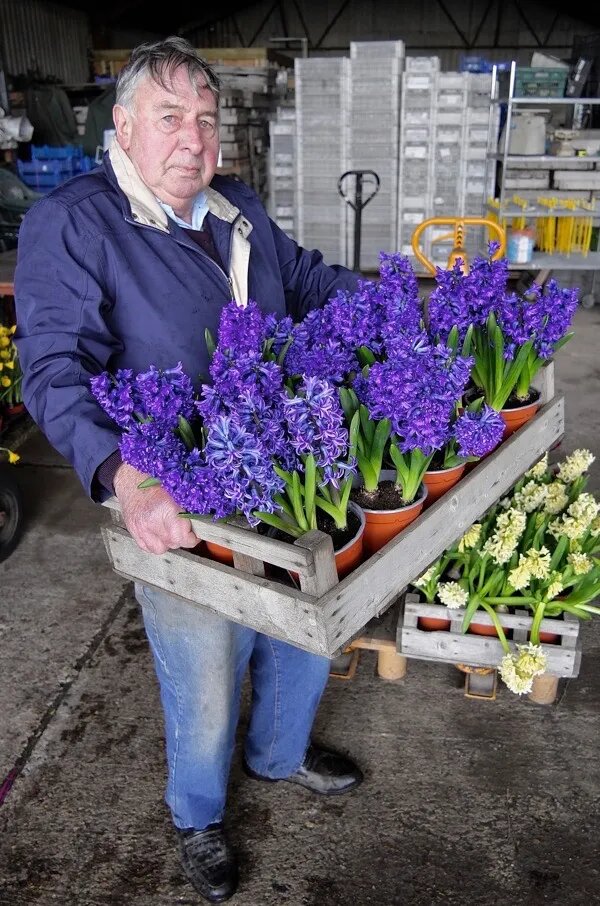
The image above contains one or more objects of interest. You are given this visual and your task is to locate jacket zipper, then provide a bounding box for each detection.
[125,216,235,299]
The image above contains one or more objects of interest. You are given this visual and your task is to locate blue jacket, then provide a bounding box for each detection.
[14,142,360,499]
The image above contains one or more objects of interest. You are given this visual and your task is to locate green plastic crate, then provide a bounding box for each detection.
[514,67,567,97]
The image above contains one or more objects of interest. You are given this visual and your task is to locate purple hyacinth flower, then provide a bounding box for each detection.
[453,405,505,458]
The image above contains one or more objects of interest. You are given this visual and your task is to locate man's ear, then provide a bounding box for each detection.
[113,105,132,150]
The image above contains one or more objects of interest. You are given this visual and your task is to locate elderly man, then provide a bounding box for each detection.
[14,36,363,904]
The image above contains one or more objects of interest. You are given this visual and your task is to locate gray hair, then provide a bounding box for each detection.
[115,36,221,112]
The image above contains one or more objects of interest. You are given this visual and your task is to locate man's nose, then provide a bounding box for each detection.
[180,122,205,152]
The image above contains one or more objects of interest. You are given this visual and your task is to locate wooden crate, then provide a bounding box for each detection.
[101,370,562,659]
[399,593,581,679]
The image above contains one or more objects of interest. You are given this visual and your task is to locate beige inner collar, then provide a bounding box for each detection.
[108,138,243,230]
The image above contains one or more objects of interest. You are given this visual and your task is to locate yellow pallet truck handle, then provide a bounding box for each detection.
[411,217,507,275]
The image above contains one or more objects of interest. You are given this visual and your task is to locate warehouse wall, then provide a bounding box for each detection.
[0,0,90,83]
[187,0,599,67]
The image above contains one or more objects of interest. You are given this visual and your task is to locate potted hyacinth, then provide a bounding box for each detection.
[410,448,600,695]
[199,300,363,578]
[426,243,579,434]
[344,330,504,551]
[282,253,506,550]
[92,299,366,580]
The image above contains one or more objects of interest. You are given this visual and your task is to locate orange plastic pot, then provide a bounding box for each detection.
[289,501,366,584]
[205,540,235,565]
[5,402,25,418]
[334,502,366,579]
[537,629,560,644]
[468,621,498,637]
[500,393,540,438]
[417,615,451,631]
[360,483,428,558]
[423,463,466,507]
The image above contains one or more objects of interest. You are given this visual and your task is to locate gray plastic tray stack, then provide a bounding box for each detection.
[344,40,405,271]
[268,105,296,239]
[294,57,349,266]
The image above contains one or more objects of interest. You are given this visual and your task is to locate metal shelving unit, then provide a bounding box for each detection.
[485,61,600,210]
[484,62,600,304]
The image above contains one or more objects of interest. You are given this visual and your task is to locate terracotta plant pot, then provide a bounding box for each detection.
[537,629,560,645]
[333,501,366,579]
[499,390,541,438]
[423,463,466,507]
[205,540,235,565]
[417,615,451,632]
[289,500,366,584]
[359,476,428,558]
[5,403,25,418]
[468,621,499,637]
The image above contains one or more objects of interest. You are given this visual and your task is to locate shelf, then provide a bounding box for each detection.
[506,251,600,270]
[493,96,600,105]
[488,154,600,166]
[487,203,599,219]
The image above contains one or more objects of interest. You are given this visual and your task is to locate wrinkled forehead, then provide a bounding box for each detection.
[145,63,216,103]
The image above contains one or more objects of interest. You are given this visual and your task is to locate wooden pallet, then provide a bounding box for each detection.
[101,368,562,659]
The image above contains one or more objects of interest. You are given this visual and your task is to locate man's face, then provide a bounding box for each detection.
[113,64,220,218]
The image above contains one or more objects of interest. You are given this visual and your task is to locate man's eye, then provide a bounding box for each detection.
[162,115,177,126]
[200,119,216,134]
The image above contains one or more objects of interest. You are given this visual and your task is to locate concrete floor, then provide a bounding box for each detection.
[1,303,600,906]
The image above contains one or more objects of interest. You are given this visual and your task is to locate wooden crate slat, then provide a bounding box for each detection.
[404,602,579,637]
[531,360,554,404]
[102,497,317,574]
[321,396,564,653]
[399,628,581,677]
[101,526,330,655]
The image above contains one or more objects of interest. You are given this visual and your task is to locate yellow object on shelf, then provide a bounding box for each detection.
[488,195,596,258]
[411,217,506,275]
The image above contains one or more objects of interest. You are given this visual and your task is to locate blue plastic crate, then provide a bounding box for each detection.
[17,159,73,176]
[460,55,491,73]
[31,143,83,161]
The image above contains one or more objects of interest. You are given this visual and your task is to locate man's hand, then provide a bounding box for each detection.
[113,462,199,555]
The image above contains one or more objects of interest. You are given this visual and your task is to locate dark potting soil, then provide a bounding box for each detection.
[427,450,445,471]
[351,480,406,511]
[502,387,541,410]
[265,509,361,551]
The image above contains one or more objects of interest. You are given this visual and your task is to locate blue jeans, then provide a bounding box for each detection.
[135,583,331,831]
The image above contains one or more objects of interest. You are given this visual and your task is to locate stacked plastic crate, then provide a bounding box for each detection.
[462,73,497,264]
[268,105,296,239]
[421,70,496,271]
[427,70,470,270]
[396,57,440,268]
[463,73,496,214]
[344,40,404,271]
[17,144,94,194]
[294,57,348,266]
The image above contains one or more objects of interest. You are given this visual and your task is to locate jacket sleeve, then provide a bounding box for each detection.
[269,217,363,321]
[13,197,123,500]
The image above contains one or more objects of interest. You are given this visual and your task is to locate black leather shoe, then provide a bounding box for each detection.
[178,823,239,903]
[243,742,364,796]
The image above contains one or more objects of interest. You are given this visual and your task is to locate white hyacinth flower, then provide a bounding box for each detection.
[525,453,548,480]
[523,547,551,580]
[436,581,468,609]
[544,482,569,515]
[568,552,592,575]
[514,480,548,513]
[508,558,531,591]
[458,524,482,552]
[557,449,595,484]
